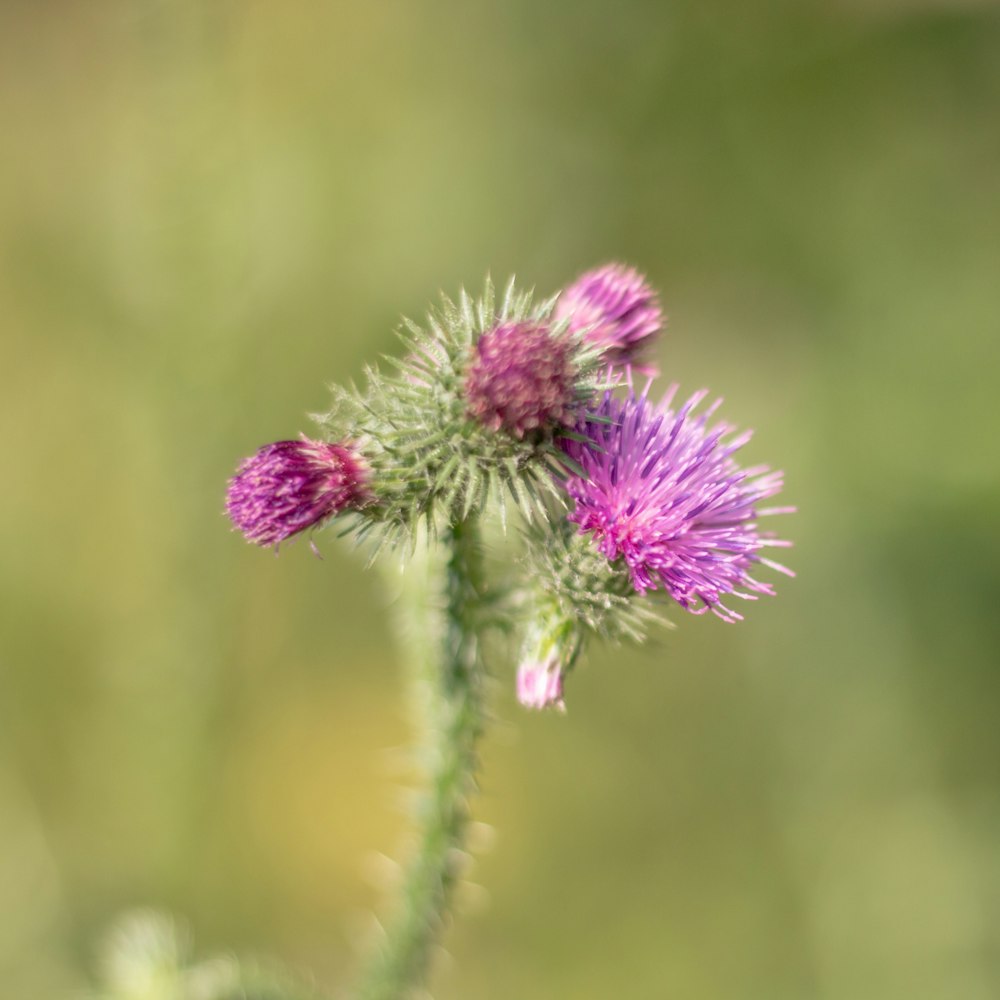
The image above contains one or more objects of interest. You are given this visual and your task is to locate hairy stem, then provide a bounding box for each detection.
[357,517,487,1000]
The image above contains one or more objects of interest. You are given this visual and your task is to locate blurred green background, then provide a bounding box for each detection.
[2,1,999,997]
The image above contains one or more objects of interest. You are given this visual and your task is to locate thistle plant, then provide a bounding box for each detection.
[215,264,793,999]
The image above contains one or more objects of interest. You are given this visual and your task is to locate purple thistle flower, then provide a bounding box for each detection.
[465,321,577,438]
[555,263,663,372]
[562,385,794,623]
[226,437,369,548]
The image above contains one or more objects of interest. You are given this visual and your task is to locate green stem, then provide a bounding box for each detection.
[357,517,487,1000]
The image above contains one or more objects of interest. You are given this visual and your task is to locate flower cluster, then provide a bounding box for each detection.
[225,263,793,711]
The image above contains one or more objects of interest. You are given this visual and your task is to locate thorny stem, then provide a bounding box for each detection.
[356,517,487,1000]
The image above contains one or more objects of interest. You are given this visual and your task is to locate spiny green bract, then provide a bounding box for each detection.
[314,276,607,556]
[521,516,669,646]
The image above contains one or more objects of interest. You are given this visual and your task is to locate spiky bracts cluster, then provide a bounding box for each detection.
[226,438,369,547]
[555,262,663,372]
[521,518,660,643]
[515,519,664,709]
[315,277,606,551]
[561,384,794,624]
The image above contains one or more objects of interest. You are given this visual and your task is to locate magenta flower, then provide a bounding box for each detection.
[226,437,369,548]
[555,263,663,372]
[562,385,794,623]
[465,321,577,438]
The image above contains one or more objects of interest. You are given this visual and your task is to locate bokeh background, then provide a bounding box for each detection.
[2,1,999,997]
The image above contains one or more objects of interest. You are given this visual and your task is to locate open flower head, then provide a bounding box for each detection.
[226,437,369,548]
[555,263,663,372]
[465,320,577,438]
[561,384,793,623]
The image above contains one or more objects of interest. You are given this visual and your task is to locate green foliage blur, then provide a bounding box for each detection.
[2,2,998,997]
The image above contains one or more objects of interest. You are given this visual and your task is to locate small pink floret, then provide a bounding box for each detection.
[516,661,566,712]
